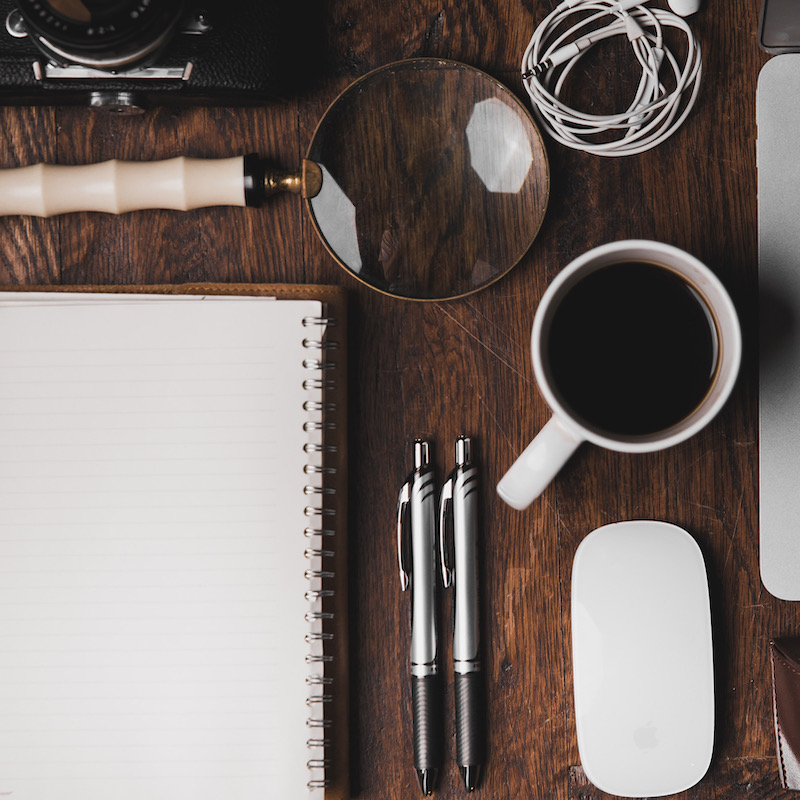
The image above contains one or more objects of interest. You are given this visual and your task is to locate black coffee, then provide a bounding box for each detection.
[545,261,718,436]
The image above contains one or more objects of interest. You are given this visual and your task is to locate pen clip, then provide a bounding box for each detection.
[438,471,455,589]
[440,435,475,589]
[397,478,412,591]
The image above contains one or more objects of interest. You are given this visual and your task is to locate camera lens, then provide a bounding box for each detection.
[16,0,186,70]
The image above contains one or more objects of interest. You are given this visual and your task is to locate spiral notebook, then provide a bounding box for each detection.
[0,285,349,800]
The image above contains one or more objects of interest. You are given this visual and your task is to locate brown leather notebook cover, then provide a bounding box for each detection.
[771,638,800,789]
[0,283,350,800]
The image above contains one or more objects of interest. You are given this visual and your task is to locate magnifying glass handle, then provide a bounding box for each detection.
[0,154,322,217]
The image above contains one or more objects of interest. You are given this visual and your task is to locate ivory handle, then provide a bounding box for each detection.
[0,156,247,217]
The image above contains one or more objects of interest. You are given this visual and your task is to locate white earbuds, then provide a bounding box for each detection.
[667,0,701,16]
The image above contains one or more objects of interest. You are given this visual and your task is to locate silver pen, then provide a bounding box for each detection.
[398,439,442,795]
[439,435,484,792]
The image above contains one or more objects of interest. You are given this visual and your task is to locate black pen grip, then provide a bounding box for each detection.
[454,671,485,768]
[412,673,443,772]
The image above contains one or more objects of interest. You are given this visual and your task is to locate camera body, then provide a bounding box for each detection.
[0,0,296,112]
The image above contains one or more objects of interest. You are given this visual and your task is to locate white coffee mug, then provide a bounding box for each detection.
[496,240,742,510]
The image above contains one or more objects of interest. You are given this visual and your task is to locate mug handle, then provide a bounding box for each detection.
[497,416,584,510]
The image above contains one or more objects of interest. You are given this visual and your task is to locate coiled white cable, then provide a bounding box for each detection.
[521,0,702,156]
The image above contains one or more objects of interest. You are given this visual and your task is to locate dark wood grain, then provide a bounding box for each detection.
[0,0,776,798]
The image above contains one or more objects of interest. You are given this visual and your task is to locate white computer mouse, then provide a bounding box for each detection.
[571,520,714,798]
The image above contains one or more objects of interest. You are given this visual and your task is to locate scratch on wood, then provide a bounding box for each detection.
[685,445,721,471]
[436,303,531,381]
[692,149,746,179]
[479,394,514,451]
[689,501,717,513]
[463,297,520,346]
[724,490,746,570]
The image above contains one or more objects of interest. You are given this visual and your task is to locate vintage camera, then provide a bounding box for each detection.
[0,0,302,113]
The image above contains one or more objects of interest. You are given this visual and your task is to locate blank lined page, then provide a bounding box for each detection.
[0,294,325,799]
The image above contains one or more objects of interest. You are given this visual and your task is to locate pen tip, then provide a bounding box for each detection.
[417,768,438,795]
[460,764,481,792]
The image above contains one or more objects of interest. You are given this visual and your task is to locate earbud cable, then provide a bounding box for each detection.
[521,0,701,156]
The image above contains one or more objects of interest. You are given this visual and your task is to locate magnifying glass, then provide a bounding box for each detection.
[0,58,550,300]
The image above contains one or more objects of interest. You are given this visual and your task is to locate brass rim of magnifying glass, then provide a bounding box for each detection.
[302,57,551,302]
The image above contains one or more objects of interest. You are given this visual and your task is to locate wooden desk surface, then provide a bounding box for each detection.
[0,1,784,798]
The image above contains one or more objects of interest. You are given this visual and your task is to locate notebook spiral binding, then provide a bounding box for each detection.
[302,312,338,794]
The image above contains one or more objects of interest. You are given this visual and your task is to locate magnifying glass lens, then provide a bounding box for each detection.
[306,59,549,301]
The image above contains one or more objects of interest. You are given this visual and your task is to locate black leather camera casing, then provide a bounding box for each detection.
[0,1,305,111]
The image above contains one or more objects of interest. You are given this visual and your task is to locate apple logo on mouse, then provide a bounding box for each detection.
[633,722,660,750]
